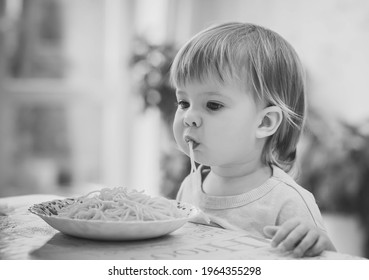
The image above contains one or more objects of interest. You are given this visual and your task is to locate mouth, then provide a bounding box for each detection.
[184,136,200,149]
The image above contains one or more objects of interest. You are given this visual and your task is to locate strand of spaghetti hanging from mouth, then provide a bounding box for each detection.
[188,140,197,187]
[187,139,211,224]
[185,135,200,148]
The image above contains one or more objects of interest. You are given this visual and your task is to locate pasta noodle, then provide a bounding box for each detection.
[57,187,183,222]
[187,141,210,224]
[188,141,197,187]
[189,141,196,173]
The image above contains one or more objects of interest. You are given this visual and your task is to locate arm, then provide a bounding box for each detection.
[264,218,336,258]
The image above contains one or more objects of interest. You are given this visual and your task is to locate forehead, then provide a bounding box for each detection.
[175,79,253,101]
[175,76,226,91]
[175,77,254,99]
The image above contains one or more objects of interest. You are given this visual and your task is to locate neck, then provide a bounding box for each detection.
[203,162,272,196]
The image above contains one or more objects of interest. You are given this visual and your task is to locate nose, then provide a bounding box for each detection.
[183,109,202,127]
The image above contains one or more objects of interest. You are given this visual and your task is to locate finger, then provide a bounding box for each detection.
[271,219,300,248]
[263,225,279,238]
[280,223,309,251]
[292,230,319,258]
[304,236,328,257]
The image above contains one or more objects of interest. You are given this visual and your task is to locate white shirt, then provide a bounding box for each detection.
[176,165,327,238]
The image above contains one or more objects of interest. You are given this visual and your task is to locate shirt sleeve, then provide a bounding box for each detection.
[276,188,327,232]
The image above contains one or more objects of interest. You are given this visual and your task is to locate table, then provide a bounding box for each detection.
[0,195,363,260]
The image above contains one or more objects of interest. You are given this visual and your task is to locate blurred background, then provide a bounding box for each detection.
[0,0,368,258]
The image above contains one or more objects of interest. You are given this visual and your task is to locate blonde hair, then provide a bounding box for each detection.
[170,22,306,173]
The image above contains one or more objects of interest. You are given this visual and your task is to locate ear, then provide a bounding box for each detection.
[256,106,283,139]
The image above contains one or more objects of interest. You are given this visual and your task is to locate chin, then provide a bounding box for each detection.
[193,156,214,167]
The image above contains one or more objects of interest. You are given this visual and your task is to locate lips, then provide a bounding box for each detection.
[184,135,200,149]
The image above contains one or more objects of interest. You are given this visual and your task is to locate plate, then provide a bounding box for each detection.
[28,198,199,241]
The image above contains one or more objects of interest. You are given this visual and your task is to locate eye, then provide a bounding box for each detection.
[207,101,224,111]
[176,100,190,109]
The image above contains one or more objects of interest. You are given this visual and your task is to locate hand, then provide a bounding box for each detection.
[264,218,336,258]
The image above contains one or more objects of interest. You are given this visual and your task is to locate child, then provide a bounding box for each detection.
[170,22,336,258]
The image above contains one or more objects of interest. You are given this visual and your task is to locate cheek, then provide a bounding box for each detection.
[230,123,257,148]
[210,117,257,153]
[172,114,186,150]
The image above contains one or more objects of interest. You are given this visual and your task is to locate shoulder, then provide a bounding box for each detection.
[175,173,191,200]
[271,165,315,203]
[176,165,208,201]
[271,166,326,230]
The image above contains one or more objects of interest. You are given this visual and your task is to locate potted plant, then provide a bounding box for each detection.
[130,38,190,199]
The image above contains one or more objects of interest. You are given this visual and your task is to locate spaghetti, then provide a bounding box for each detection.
[187,141,211,224]
[57,187,183,222]
[188,141,197,187]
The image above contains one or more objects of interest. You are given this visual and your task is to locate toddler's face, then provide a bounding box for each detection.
[173,80,265,167]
